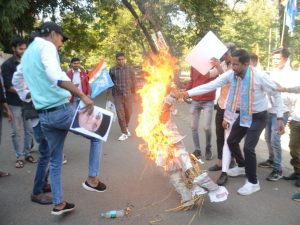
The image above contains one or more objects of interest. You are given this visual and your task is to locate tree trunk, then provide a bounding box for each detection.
[121,0,158,54]
[134,0,176,56]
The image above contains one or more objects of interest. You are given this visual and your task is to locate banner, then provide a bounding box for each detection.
[88,60,114,99]
[286,0,298,32]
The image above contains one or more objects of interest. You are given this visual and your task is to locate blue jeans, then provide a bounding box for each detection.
[191,100,214,153]
[8,105,33,158]
[32,122,50,195]
[264,112,289,172]
[39,104,102,205]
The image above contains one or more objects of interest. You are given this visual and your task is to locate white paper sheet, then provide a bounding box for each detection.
[185,31,227,75]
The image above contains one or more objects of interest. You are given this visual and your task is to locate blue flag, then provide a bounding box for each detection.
[286,0,298,32]
[89,63,114,99]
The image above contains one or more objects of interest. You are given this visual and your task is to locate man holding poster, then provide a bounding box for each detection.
[14,22,106,215]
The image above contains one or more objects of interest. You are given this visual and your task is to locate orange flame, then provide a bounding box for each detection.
[136,49,178,165]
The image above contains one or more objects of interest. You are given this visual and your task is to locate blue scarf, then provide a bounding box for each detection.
[224,67,254,128]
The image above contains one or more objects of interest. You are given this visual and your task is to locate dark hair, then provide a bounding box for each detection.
[115,52,125,58]
[273,47,290,59]
[11,37,26,48]
[250,53,258,63]
[225,42,236,54]
[231,49,250,64]
[71,57,80,63]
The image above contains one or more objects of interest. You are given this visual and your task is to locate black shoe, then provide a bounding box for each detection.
[82,180,106,192]
[296,178,300,187]
[31,193,52,205]
[51,202,75,215]
[205,150,213,160]
[42,184,51,193]
[266,170,283,181]
[284,172,298,180]
[217,172,228,186]
[208,164,222,172]
[258,159,273,168]
[192,150,202,159]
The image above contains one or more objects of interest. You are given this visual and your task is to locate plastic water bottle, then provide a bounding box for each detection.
[100,210,125,219]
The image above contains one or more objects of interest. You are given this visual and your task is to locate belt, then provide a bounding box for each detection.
[234,110,267,115]
[37,103,70,114]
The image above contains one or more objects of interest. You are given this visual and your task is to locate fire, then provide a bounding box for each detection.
[136,49,178,166]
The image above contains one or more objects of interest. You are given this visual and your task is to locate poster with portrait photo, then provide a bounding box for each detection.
[70,101,114,141]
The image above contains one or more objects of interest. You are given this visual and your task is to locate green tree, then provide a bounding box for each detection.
[0,0,94,52]
[176,0,229,46]
[60,4,147,69]
[220,0,277,68]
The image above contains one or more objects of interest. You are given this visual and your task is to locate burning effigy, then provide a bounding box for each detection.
[136,50,228,210]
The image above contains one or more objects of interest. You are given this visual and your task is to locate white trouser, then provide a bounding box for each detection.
[222,114,238,172]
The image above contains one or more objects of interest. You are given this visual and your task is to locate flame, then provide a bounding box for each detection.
[136,49,178,166]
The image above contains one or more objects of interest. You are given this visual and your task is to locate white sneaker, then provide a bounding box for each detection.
[237,180,260,195]
[126,128,131,136]
[118,133,128,141]
[227,166,246,177]
[63,155,67,165]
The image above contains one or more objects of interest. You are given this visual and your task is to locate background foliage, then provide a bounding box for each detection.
[0,0,299,70]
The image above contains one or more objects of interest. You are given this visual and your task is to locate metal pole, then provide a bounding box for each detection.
[267,28,272,70]
[280,0,288,47]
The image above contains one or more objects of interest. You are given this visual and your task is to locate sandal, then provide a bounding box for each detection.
[0,171,10,177]
[15,159,24,168]
[25,155,37,164]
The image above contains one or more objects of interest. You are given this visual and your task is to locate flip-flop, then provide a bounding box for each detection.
[25,155,37,163]
[15,159,24,168]
[0,171,10,177]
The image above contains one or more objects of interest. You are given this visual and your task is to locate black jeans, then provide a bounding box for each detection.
[227,111,267,184]
[215,103,225,160]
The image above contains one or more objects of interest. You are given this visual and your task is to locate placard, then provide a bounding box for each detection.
[70,101,114,141]
[185,31,227,75]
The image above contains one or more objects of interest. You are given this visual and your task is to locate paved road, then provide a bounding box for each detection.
[0,95,299,225]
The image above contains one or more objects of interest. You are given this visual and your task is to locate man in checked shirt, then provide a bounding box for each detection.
[108,52,136,141]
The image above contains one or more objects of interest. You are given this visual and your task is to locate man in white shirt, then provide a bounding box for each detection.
[177,49,284,196]
[277,83,300,187]
[258,48,294,182]
[67,57,90,107]
[207,42,236,186]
